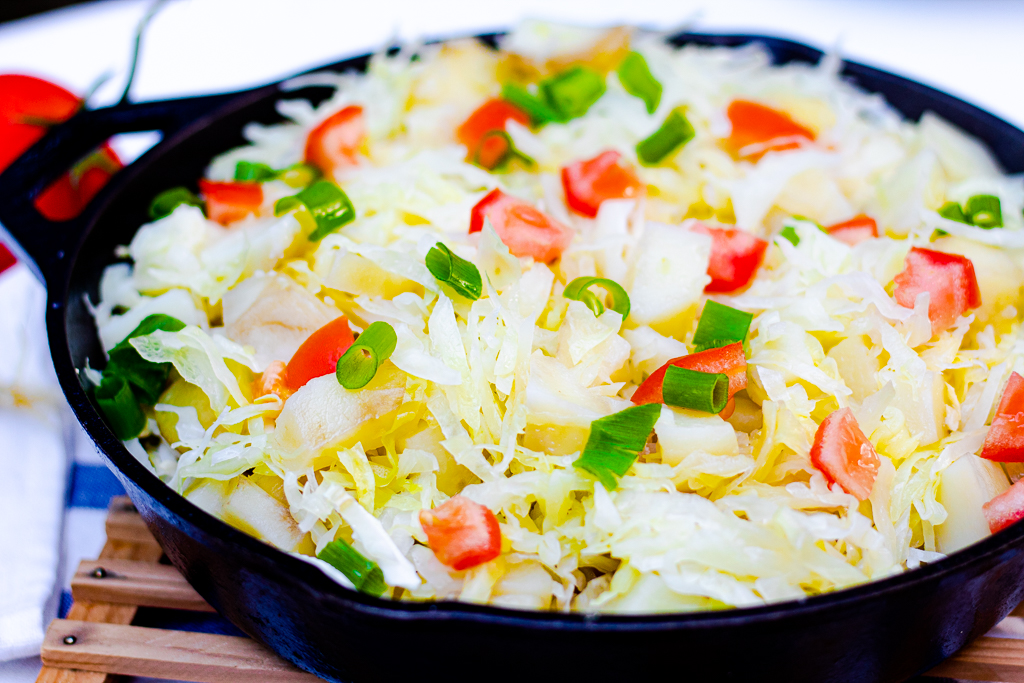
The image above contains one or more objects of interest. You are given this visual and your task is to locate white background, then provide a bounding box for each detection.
[0,1,1022,682]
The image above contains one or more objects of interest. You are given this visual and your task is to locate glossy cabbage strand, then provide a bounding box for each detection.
[662,366,729,413]
[275,180,355,241]
[425,243,483,300]
[573,403,662,490]
[637,108,695,165]
[317,539,387,596]
[336,321,398,390]
[691,300,753,352]
[563,277,631,318]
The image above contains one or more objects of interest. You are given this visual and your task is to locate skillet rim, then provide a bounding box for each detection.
[42,27,1024,631]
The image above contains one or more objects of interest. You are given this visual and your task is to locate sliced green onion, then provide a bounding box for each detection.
[563,277,631,319]
[573,403,662,490]
[662,366,729,413]
[691,301,753,352]
[425,243,483,300]
[965,194,1002,228]
[779,225,800,246]
[277,163,320,188]
[501,83,563,125]
[105,314,187,405]
[336,321,398,390]
[95,373,147,440]
[234,160,277,183]
[636,108,695,166]
[149,187,203,220]
[275,180,355,241]
[617,51,662,114]
[540,66,607,121]
[938,201,969,225]
[318,539,387,596]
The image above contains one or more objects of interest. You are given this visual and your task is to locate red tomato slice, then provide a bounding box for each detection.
[469,188,573,263]
[631,342,747,410]
[0,75,80,172]
[980,372,1024,462]
[826,215,878,246]
[284,316,356,392]
[419,495,501,570]
[305,105,365,175]
[199,179,263,225]
[458,99,530,168]
[893,246,981,335]
[725,99,815,159]
[984,478,1024,533]
[692,224,768,293]
[33,143,123,222]
[561,150,644,218]
[809,407,879,501]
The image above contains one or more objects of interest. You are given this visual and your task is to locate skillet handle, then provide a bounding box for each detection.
[0,92,238,285]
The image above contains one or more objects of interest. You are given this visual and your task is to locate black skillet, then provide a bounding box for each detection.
[2,30,1024,683]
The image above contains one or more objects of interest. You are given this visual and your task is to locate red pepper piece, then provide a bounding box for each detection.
[419,495,502,570]
[893,246,981,335]
[826,214,878,246]
[692,224,768,293]
[631,342,747,411]
[469,188,573,263]
[199,179,263,225]
[305,105,365,175]
[810,407,879,501]
[284,316,356,392]
[561,150,644,218]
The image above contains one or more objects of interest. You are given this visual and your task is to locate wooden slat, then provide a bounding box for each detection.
[925,636,1024,682]
[36,497,164,683]
[105,508,160,548]
[41,620,320,683]
[72,559,214,613]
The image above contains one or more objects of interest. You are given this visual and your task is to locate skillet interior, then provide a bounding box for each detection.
[21,31,1024,683]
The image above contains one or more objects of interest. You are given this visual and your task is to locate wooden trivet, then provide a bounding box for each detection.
[34,497,1024,683]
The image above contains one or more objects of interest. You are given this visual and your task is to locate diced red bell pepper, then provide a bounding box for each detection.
[305,105,365,175]
[826,214,878,246]
[725,99,815,159]
[199,179,263,225]
[561,150,644,218]
[458,99,531,169]
[984,478,1024,533]
[469,188,573,263]
[631,342,747,411]
[692,224,768,293]
[809,407,879,501]
[419,495,501,570]
[980,372,1024,462]
[34,143,122,221]
[284,316,356,392]
[893,246,981,335]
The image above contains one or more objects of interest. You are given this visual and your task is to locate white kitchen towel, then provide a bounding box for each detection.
[0,264,70,662]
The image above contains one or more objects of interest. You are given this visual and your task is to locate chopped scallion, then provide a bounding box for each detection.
[501,83,563,125]
[573,403,662,490]
[94,373,147,440]
[275,180,355,241]
[426,242,483,300]
[336,321,397,390]
[540,66,607,121]
[234,160,277,183]
[149,187,203,220]
[965,194,1002,228]
[105,314,186,405]
[563,277,630,318]
[636,109,695,165]
[691,301,752,352]
[662,366,729,413]
[318,539,387,596]
[617,51,662,114]
[938,201,969,225]
[778,225,800,246]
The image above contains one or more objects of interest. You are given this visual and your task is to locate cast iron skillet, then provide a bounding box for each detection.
[2,30,1024,683]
